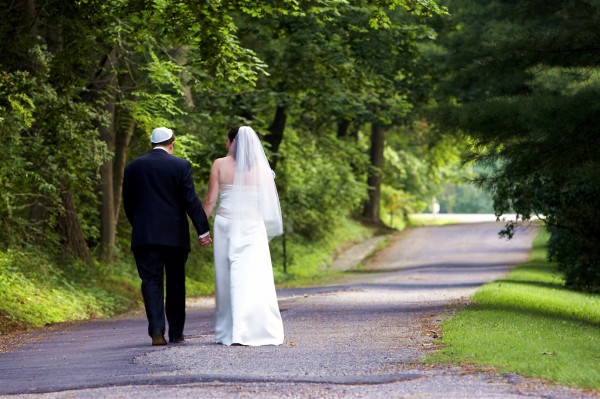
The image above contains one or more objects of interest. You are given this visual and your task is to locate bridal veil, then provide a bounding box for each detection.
[230,126,283,239]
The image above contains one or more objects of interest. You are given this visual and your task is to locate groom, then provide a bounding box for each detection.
[123,127,212,346]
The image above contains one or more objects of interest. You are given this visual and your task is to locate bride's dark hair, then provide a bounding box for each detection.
[228,126,240,159]
[228,126,240,141]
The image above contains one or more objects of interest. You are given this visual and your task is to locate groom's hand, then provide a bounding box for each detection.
[198,233,212,247]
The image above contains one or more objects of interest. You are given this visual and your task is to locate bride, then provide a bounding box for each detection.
[203,126,284,346]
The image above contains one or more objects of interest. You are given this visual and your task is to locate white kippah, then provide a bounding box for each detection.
[150,127,174,143]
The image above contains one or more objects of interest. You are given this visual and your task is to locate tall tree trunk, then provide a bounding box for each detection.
[99,95,116,262]
[173,46,195,109]
[99,105,134,263]
[58,190,92,264]
[112,109,135,224]
[267,104,287,169]
[94,50,137,263]
[25,0,37,35]
[363,123,385,221]
[94,48,127,263]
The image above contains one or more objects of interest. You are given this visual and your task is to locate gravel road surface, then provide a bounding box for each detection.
[1,221,597,398]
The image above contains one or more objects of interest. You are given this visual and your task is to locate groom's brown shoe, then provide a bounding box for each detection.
[169,336,185,343]
[151,334,167,346]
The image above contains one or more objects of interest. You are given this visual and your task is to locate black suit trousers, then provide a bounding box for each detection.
[133,245,189,340]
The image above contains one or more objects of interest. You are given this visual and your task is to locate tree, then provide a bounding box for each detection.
[0,1,108,260]
[0,0,310,261]
[231,1,446,223]
[1,0,452,269]
[432,0,600,291]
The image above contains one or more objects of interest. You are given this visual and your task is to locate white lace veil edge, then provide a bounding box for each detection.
[230,126,283,239]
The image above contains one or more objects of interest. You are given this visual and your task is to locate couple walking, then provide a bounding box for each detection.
[122,126,284,347]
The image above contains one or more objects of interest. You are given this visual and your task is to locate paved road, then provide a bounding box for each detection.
[1,222,597,398]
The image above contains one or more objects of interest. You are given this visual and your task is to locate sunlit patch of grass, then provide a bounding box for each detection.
[0,250,140,335]
[271,218,379,287]
[0,217,385,334]
[430,228,600,390]
[407,213,462,227]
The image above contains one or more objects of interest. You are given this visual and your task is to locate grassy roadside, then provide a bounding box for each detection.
[271,217,380,287]
[0,217,381,335]
[407,213,462,227]
[2,213,466,336]
[430,228,600,390]
[0,249,141,335]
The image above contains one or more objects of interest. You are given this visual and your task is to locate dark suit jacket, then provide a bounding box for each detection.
[122,149,209,251]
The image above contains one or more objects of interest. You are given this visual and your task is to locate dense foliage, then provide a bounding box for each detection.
[1,0,476,333]
[432,0,600,291]
[12,0,598,333]
[1,0,455,263]
[10,0,595,306]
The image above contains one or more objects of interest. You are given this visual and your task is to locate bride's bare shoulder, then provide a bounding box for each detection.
[213,156,229,164]
[213,156,234,169]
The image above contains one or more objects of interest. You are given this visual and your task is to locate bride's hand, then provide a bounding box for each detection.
[199,234,212,247]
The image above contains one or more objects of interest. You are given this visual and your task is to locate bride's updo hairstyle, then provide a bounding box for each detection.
[227,126,240,141]
[228,126,240,158]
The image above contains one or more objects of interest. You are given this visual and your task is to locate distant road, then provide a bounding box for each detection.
[411,213,520,223]
[1,221,595,399]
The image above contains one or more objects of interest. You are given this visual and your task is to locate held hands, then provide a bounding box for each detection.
[198,233,212,247]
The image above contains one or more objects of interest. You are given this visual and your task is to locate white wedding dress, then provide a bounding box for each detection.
[213,184,284,346]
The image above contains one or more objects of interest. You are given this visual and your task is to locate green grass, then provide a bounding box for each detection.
[271,217,378,287]
[408,214,461,227]
[431,228,600,390]
[382,212,466,230]
[180,216,384,293]
[0,249,140,334]
[0,217,379,334]
[184,216,380,294]
[407,213,465,227]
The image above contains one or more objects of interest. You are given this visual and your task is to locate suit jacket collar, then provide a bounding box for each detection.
[149,148,172,158]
